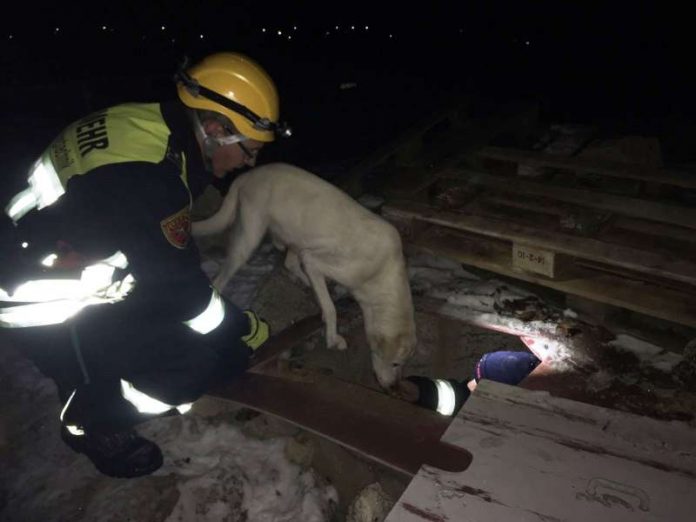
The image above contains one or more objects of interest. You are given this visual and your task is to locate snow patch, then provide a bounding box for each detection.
[151,417,337,522]
[608,334,683,372]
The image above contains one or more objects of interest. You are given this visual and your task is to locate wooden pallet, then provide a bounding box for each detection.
[339,100,540,197]
[381,145,696,329]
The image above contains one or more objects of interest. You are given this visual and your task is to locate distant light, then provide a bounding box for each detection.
[171,38,175,43]
[102,25,107,30]
[161,25,166,31]
[277,30,282,35]
[365,26,369,30]
[335,25,339,30]
[351,25,355,30]
[293,25,297,30]
[389,34,393,38]
[21,242,28,249]
[325,31,330,36]
[525,40,530,46]
[9,34,13,40]
[54,27,60,33]
[199,34,204,39]
[287,35,292,40]
[262,27,266,32]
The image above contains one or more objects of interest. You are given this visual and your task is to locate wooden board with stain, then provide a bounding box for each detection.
[385,379,696,521]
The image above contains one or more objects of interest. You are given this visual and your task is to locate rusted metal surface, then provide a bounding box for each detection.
[210,371,472,477]
[209,311,472,477]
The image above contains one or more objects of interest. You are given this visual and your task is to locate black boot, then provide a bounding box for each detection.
[61,425,163,478]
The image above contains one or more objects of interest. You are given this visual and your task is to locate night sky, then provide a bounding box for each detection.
[0,1,691,178]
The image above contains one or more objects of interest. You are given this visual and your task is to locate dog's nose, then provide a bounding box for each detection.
[374,369,398,390]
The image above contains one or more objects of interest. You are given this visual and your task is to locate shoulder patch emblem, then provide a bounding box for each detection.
[160,206,191,249]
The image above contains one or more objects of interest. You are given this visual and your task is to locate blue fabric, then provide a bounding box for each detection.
[475,351,540,385]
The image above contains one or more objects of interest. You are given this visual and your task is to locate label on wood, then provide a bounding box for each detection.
[512,243,556,277]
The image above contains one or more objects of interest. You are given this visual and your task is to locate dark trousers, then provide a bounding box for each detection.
[8,296,251,433]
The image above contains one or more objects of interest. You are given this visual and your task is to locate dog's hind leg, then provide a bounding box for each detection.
[284,249,310,286]
[213,209,267,291]
[301,255,347,350]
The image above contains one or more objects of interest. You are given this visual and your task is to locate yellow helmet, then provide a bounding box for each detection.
[176,52,290,142]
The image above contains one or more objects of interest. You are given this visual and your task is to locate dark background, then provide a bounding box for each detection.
[0,1,691,196]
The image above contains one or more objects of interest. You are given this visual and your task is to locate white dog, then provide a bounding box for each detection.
[192,163,417,388]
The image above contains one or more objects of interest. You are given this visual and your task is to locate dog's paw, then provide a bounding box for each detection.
[327,334,348,351]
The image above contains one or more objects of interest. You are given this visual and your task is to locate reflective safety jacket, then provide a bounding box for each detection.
[1,101,227,332]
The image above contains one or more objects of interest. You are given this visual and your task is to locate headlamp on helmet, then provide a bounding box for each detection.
[175,54,291,142]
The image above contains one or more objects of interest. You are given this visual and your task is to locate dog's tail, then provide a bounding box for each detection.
[191,179,242,237]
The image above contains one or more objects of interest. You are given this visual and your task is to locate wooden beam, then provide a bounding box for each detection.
[612,216,696,245]
[480,193,696,247]
[339,101,539,198]
[338,98,469,198]
[400,225,696,328]
[383,201,696,286]
[439,168,696,230]
[479,146,696,189]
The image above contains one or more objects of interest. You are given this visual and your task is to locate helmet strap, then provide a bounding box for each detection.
[191,111,247,170]
[176,63,292,139]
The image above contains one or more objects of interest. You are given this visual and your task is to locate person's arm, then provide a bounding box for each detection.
[9,161,211,320]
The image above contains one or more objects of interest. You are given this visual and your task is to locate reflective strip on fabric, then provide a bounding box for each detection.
[183,289,225,334]
[41,253,58,267]
[6,155,64,221]
[434,379,457,416]
[60,389,77,422]
[65,425,85,436]
[0,276,134,328]
[120,379,193,415]
[6,104,181,224]
[6,190,37,222]
[0,300,89,328]
[176,403,193,414]
[60,390,85,436]
[0,252,135,328]
[0,252,131,304]
[101,250,129,269]
[1,278,105,303]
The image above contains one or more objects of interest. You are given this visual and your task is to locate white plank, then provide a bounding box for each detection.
[386,380,696,521]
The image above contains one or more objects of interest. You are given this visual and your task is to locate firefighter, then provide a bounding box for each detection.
[0,52,290,478]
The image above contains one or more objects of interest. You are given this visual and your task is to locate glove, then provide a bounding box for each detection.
[241,310,270,351]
